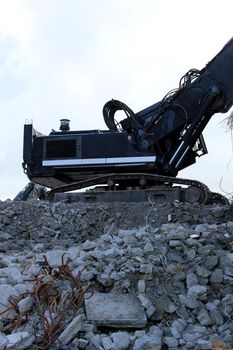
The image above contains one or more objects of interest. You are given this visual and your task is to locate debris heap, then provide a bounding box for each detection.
[0,199,233,349]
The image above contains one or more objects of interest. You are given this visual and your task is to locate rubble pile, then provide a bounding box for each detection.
[0,199,233,349]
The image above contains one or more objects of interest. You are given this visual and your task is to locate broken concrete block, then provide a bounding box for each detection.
[187,285,207,298]
[78,338,89,349]
[137,293,152,309]
[197,309,212,326]
[179,294,200,309]
[137,280,146,293]
[196,339,212,349]
[133,334,161,350]
[111,332,130,350]
[44,249,67,266]
[0,333,8,350]
[196,265,211,278]
[186,272,198,289]
[85,293,147,328]
[155,295,177,314]
[163,336,178,347]
[148,325,163,338]
[210,269,223,283]
[6,332,35,350]
[101,335,113,350]
[171,318,187,338]
[134,330,146,338]
[146,305,156,318]
[7,266,24,283]
[0,284,17,320]
[58,314,83,345]
[82,240,97,250]
[18,296,34,314]
[90,334,102,348]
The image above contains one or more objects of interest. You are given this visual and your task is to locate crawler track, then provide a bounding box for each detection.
[46,173,227,204]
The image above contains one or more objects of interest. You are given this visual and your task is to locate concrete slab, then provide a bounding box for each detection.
[85,293,147,328]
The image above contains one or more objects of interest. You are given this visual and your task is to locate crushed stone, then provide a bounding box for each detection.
[0,199,233,349]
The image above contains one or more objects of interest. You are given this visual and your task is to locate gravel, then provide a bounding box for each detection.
[0,198,233,349]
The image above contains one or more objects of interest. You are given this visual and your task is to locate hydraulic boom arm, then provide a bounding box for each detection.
[103,38,233,176]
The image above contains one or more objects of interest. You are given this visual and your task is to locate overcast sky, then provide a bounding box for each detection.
[0,0,233,200]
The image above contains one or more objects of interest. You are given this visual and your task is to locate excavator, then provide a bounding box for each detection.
[20,38,233,204]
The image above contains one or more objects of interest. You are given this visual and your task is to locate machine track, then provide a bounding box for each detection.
[46,173,227,204]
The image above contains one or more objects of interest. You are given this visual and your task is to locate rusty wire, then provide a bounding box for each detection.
[35,311,65,350]
[1,254,91,350]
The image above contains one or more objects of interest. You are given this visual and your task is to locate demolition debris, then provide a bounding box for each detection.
[0,199,233,349]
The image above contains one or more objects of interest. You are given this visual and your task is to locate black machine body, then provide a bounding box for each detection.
[23,38,233,191]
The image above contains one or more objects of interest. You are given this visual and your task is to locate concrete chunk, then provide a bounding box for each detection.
[111,332,130,350]
[6,332,34,350]
[171,319,187,338]
[0,285,17,320]
[0,333,8,350]
[163,336,178,347]
[44,249,67,266]
[58,314,83,345]
[85,293,147,328]
[101,336,113,350]
[133,334,161,350]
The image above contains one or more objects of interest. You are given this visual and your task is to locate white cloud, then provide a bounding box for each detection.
[0,0,34,44]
